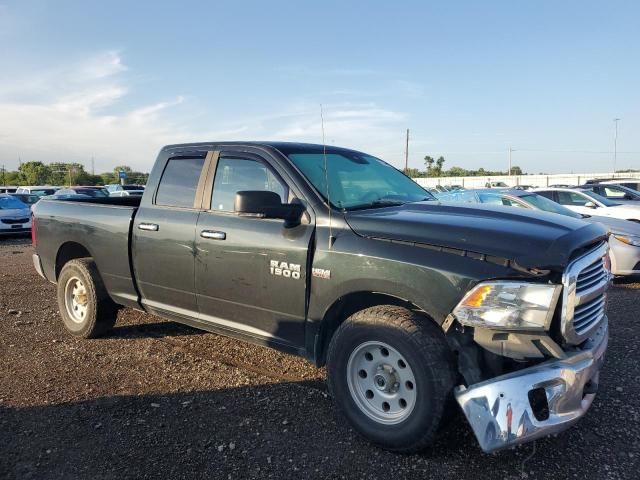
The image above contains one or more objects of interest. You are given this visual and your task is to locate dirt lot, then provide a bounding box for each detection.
[1,236,638,480]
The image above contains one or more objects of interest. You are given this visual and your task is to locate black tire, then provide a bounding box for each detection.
[56,258,118,338]
[326,305,457,453]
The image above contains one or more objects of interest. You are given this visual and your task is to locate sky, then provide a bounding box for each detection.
[0,0,639,174]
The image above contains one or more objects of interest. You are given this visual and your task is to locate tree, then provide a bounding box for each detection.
[18,161,51,185]
[510,165,523,175]
[404,167,423,178]
[424,156,434,174]
[430,156,445,177]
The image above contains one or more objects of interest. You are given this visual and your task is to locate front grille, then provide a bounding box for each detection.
[561,242,610,345]
[1,217,29,224]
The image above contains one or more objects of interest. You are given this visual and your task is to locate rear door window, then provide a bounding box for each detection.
[211,157,287,212]
[155,157,206,208]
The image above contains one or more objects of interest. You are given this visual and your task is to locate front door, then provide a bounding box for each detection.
[194,151,314,349]
[553,190,601,216]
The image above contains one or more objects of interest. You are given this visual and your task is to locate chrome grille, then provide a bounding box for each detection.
[561,242,610,345]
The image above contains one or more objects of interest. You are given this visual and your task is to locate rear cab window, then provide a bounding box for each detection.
[155,156,206,208]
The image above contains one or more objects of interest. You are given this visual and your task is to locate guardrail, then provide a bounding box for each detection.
[413,172,640,189]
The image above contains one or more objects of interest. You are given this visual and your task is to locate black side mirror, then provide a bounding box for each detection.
[234,191,305,227]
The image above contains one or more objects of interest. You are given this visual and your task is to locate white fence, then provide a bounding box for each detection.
[413,172,640,189]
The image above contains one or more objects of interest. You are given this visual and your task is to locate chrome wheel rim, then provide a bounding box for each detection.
[346,341,417,424]
[64,276,89,324]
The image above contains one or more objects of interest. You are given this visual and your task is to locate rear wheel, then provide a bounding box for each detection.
[326,305,457,452]
[57,259,118,338]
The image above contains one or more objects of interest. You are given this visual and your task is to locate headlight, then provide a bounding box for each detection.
[453,282,561,330]
[612,233,640,247]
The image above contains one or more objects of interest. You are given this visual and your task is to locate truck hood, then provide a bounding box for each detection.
[344,201,608,270]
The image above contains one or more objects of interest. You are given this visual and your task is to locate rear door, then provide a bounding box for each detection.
[194,149,314,350]
[133,152,209,317]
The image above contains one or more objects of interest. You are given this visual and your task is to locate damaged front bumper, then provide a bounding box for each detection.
[455,317,608,453]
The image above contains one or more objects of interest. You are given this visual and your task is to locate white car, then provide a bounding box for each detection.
[534,187,640,222]
[110,190,144,197]
[0,194,32,235]
[15,186,61,197]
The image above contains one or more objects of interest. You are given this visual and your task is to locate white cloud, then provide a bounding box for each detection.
[0,52,415,172]
[0,51,194,171]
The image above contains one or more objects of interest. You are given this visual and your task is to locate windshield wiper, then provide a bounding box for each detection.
[348,199,407,211]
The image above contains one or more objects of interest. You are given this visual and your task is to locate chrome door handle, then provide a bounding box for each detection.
[200,230,226,240]
[138,223,159,231]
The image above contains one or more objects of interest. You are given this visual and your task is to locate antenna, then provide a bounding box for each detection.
[320,104,334,248]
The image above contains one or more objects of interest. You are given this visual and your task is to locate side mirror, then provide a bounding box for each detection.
[624,194,635,200]
[234,191,305,227]
[584,201,597,209]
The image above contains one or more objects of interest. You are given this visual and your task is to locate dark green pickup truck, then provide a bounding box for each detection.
[32,142,610,453]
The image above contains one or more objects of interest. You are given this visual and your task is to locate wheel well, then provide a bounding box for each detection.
[55,242,92,279]
[315,292,433,367]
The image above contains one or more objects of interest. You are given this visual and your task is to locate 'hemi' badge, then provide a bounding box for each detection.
[312,268,331,279]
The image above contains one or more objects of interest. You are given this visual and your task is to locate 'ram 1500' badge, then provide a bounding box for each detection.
[270,260,301,280]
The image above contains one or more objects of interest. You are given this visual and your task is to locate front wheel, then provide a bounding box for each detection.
[326,305,457,452]
[57,258,118,338]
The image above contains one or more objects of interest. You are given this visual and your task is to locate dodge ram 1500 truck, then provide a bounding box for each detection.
[32,142,610,453]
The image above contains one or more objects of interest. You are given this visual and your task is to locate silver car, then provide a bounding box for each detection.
[438,189,640,276]
[0,194,32,235]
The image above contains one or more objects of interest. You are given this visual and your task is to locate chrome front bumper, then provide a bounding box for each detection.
[455,318,608,453]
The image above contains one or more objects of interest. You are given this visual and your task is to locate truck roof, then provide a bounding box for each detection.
[161,141,361,155]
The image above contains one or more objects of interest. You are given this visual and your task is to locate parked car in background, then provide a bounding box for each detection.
[484,181,509,188]
[106,184,146,193]
[581,184,640,204]
[534,187,640,222]
[439,188,640,276]
[110,189,145,197]
[52,187,110,198]
[0,186,18,194]
[15,186,61,197]
[0,194,32,235]
[10,193,41,207]
[512,185,535,191]
[585,178,640,192]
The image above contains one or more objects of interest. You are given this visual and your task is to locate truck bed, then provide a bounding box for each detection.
[34,197,141,309]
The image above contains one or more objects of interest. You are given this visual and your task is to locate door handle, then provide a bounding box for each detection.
[138,223,159,231]
[200,230,226,240]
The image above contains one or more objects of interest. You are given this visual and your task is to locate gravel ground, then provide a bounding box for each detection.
[1,235,638,480]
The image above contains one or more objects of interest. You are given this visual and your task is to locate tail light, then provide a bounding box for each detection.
[31,214,36,246]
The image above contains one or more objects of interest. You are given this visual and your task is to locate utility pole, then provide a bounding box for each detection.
[1,164,5,187]
[404,129,409,173]
[613,118,620,174]
[91,156,95,175]
[508,147,513,176]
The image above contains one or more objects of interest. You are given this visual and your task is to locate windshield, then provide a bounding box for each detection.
[581,190,620,207]
[520,193,583,219]
[286,149,434,209]
[0,195,28,210]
